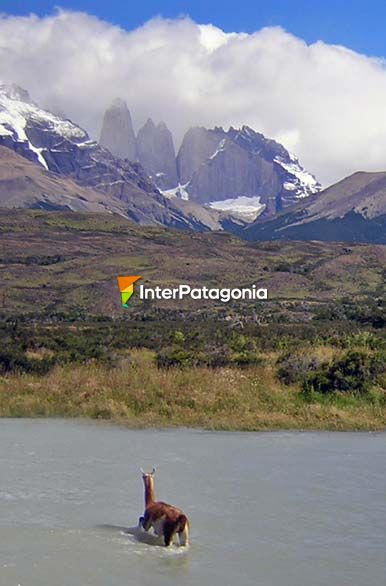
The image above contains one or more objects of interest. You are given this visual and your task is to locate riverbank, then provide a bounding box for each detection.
[1,350,385,431]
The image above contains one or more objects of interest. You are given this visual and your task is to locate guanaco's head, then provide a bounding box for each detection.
[141,467,156,491]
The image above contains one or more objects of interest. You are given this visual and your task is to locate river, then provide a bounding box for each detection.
[0,419,385,585]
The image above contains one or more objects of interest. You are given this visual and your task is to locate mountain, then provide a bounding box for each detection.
[174,125,320,220]
[244,171,386,243]
[136,118,178,189]
[0,83,155,198]
[99,100,178,190]
[0,146,135,214]
[99,98,137,160]
[0,145,226,231]
[0,83,222,231]
[98,100,320,222]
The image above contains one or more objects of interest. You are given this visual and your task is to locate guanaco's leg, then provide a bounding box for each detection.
[163,520,176,547]
[141,511,152,531]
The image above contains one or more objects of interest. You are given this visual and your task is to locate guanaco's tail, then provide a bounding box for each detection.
[177,514,187,530]
[177,514,189,546]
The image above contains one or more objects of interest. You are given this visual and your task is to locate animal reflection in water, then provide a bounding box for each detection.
[135,467,189,547]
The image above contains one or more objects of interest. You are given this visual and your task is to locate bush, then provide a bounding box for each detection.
[302,350,386,395]
[230,351,263,367]
[0,350,30,375]
[156,347,196,368]
[0,349,54,375]
[276,353,322,385]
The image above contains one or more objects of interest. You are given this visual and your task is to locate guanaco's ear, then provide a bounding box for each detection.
[151,467,156,476]
[140,467,145,475]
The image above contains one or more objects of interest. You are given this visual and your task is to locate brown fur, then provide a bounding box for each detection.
[141,471,189,546]
[143,473,155,507]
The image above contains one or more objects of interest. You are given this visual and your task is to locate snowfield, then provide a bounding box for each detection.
[208,195,265,221]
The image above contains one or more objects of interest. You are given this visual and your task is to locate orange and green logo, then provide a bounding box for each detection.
[117,276,142,308]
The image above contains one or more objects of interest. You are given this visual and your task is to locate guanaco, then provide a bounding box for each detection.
[139,468,189,547]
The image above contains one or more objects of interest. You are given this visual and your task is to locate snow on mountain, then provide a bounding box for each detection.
[208,195,265,221]
[175,125,322,219]
[228,125,321,201]
[274,154,320,199]
[161,182,190,201]
[209,138,227,160]
[0,82,89,170]
[0,83,322,232]
[0,83,225,232]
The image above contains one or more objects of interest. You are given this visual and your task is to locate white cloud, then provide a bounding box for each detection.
[1,9,386,185]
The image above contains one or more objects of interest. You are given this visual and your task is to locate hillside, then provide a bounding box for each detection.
[0,146,135,215]
[244,171,386,243]
[0,209,385,319]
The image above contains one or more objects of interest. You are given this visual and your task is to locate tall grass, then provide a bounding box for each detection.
[0,349,385,430]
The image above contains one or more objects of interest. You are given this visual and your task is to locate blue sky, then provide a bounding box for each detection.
[2,1,386,184]
[2,0,386,58]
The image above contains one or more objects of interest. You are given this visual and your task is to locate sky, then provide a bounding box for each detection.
[1,2,386,185]
[2,0,386,57]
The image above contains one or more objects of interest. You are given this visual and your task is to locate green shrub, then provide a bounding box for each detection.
[302,350,386,396]
[156,347,196,368]
[173,330,186,345]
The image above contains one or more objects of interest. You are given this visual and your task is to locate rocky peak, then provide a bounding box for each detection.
[111,97,127,109]
[136,118,178,190]
[99,98,137,161]
[175,124,321,217]
[142,117,156,130]
[176,126,225,185]
[0,82,32,103]
[227,125,286,161]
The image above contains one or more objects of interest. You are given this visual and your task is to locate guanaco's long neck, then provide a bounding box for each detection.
[143,476,155,507]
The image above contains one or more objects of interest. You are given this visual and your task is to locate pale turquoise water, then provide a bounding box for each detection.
[0,420,385,586]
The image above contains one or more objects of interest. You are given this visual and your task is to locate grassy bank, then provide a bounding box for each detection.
[1,349,385,431]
